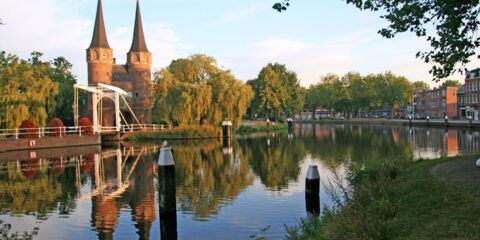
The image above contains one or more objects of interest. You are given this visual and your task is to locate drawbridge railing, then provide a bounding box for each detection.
[0,124,170,139]
[0,126,94,139]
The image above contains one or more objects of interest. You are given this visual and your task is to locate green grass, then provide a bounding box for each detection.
[236,123,288,134]
[285,155,480,240]
[125,124,220,141]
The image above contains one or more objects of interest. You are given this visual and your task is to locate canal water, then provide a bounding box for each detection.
[0,124,479,239]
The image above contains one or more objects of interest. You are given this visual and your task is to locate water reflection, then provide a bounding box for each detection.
[90,147,158,240]
[173,140,254,220]
[238,134,306,191]
[0,124,479,239]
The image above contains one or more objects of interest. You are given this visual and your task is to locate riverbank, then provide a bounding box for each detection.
[124,124,220,141]
[286,155,480,240]
[236,121,288,133]
[298,118,480,129]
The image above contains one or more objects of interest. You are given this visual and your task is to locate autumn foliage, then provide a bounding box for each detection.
[19,119,38,139]
[79,118,93,136]
[48,118,65,136]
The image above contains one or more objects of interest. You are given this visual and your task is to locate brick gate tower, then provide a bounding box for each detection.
[87,0,152,126]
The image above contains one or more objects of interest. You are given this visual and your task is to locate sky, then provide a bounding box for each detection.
[0,0,476,87]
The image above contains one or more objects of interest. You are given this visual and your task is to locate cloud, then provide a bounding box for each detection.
[206,2,269,28]
[250,38,314,59]
[232,29,465,87]
[0,0,193,84]
[238,35,362,86]
[0,0,91,82]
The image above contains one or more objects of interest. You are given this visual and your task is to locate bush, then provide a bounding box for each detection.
[126,124,220,141]
[48,118,65,136]
[236,122,288,134]
[79,118,93,136]
[19,119,38,139]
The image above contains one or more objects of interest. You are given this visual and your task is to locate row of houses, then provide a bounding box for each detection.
[413,68,480,120]
[296,68,480,120]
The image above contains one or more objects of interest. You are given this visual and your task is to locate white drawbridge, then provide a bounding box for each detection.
[73,83,143,134]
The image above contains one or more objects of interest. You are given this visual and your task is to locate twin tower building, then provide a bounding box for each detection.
[87,0,152,125]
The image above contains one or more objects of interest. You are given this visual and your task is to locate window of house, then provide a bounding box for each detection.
[135,92,139,98]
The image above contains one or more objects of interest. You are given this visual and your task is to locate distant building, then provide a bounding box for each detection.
[464,68,480,119]
[457,85,466,119]
[415,86,458,119]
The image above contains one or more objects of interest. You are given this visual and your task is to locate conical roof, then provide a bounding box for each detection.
[89,0,110,49]
[129,0,149,52]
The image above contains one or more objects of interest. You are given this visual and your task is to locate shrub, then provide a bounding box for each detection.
[48,118,65,136]
[79,118,93,136]
[236,122,288,134]
[19,119,38,139]
[126,124,220,140]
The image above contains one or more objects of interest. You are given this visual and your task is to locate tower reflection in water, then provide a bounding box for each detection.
[90,146,158,240]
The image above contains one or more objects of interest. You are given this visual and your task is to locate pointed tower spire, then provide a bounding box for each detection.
[89,0,110,49]
[129,0,149,52]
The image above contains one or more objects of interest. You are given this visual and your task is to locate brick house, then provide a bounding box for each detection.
[464,68,480,120]
[414,87,458,119]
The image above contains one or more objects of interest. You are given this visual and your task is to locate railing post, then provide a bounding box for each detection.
[79,126,82,136]
[38,128,42,139]
[15,128,18,139]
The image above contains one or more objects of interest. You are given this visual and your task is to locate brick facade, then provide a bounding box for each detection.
[87,0,152,126]
[414,87,458,119]
[464,68,480,119]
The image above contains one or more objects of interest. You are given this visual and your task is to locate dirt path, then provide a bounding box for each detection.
[431,158,480,197]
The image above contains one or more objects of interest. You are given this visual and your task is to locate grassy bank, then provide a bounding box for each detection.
[125,125,220,141]
[236,122,288,134]
[286,155,480,240]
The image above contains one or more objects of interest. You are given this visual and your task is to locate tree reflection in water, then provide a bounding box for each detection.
[1,124,478,239]
[237,133,306,191]
[173,140,255,220]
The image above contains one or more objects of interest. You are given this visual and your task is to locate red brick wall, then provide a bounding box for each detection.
[0,135,100,153]
[0,145,101,162]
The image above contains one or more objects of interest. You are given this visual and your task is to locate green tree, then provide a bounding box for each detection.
[152,54,253,127]
[304,84,320,118]
[441,79,462,88]
[349,72,376,115]
[413,81,430,91]
[47,57,77,124]
[249,63,305,119]
[306,74,352,116]
[271,63,305,116]
[0,51,59,128]
[273,1,480,81]
[374,72,414,117]
[248,64,285,119]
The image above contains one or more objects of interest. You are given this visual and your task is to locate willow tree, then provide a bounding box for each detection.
[152,54,253,127]
[0,51,58,128]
